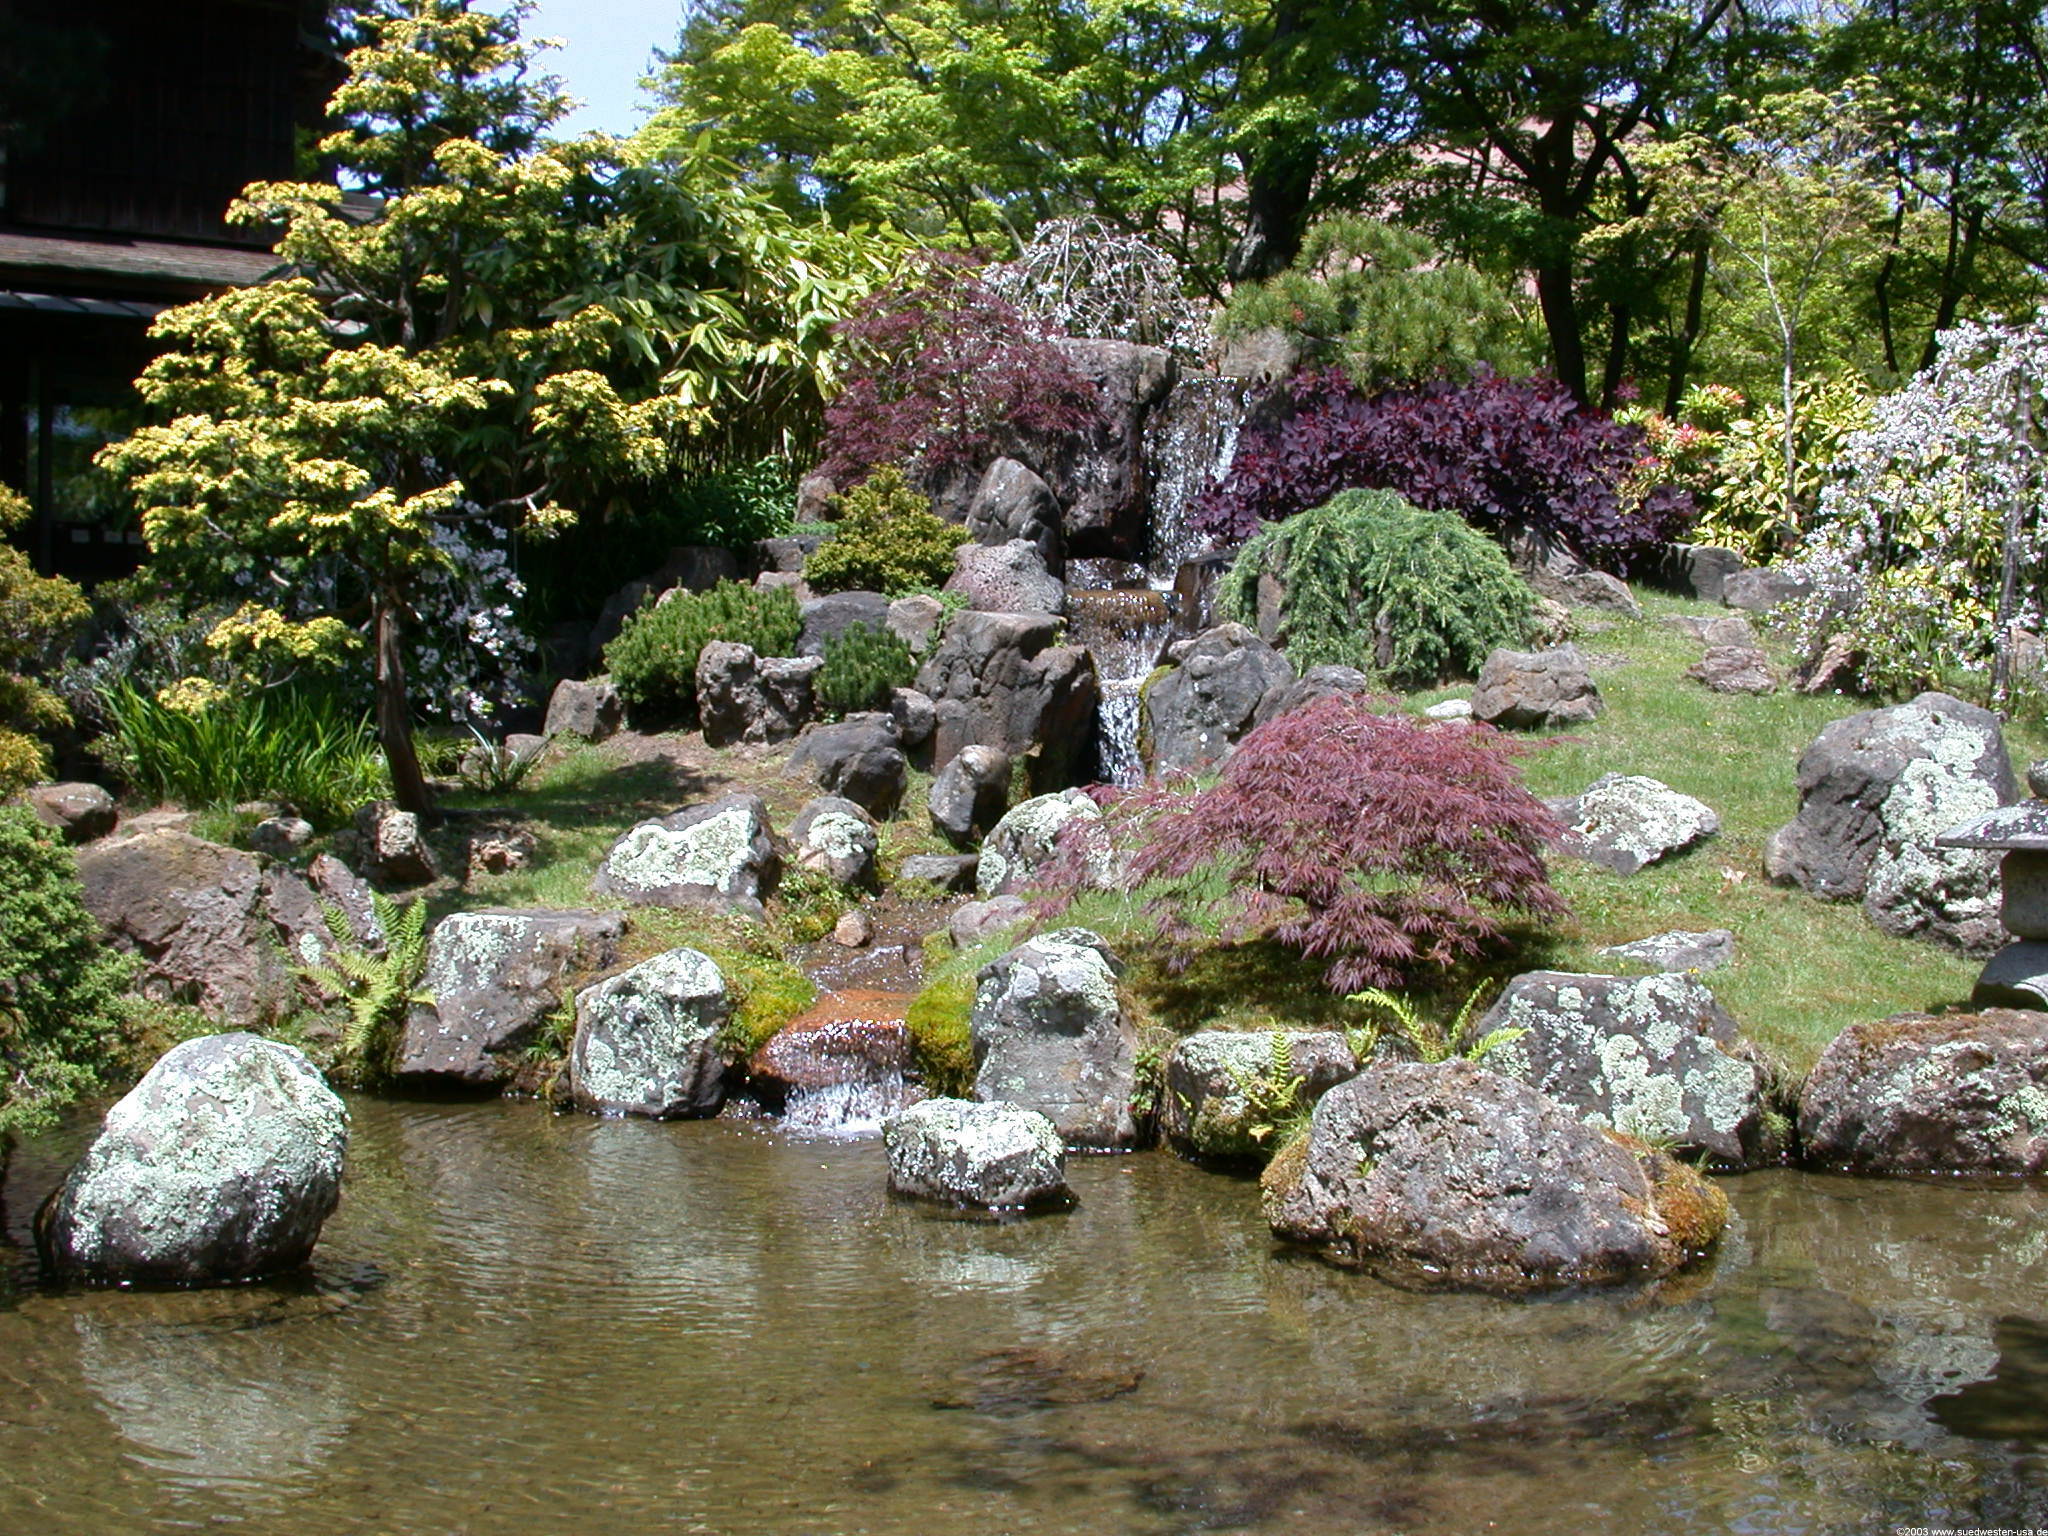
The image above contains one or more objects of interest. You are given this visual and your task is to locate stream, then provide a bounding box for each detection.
[4,1099,2047,1533]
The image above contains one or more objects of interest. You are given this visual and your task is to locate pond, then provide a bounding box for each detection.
[3,1098,2046,1534]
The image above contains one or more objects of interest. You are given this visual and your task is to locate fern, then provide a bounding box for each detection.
[1347,985,1523,1065]
[1219,489,1536,687]
[299,891,432,1082]
[1225,1032,1312,1148]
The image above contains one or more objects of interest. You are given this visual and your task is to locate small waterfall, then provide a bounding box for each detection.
[1141,375,1250,584]
[1067,586,1174,788]
[782,1074,916,1139]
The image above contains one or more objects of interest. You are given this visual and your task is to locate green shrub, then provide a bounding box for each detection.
[816,622,918,717]
[1218,489,1535,687]
[603,578,803,721]
[0,482,91,794]
[0,807,133,1139]
[97,681,387,827]
[804,467,962,596]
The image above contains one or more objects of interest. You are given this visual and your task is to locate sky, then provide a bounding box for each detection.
[522,0,693,138]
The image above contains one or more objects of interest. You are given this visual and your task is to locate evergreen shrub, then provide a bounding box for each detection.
[0,807,133,1139]
[0,483,90,794]
[1218,489,1535,687]
[816,621,919,717]
[804,468,963,596]
[604,578,802,721]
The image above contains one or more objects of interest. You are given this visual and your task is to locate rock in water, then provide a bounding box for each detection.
[883,1098,1070,1210]
[570,949,731,1119]
[593,795,782,916]
[1161,1031,1358,1160]
[1548,773,1720,875]
[1473,971,1772,1166]
[1798,1009,2048,1175]
[1766,692,2015,953]
[1261,1060,1727,1293]
[37,1034,348,1286]
[971,928,1138,1148]
[1469,644,1603,729]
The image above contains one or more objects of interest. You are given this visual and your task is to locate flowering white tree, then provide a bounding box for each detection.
[1784,309,2048,701]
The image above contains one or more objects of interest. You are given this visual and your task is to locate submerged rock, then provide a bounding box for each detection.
[570,948,731,1119]
[37,1033,348,1286]
[1548,773,1720,875]
[593,794,782,916]
[396,908,627,1089]
[1799,1008,2048,1175]
[1262,1061,1728,1293]
[1766,692,2015,953]
[1474,971,1772,1166]
[971,928,1138,1148]
[1161,1031,1358,1161]
[884,1098,1070,1210]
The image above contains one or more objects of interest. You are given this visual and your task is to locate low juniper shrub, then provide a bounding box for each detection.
[803,468,963,596]
[1073,693,1565,994]
[816,621,919,717]
[603,578,802,722]
[1197,368,1693,570]
[1217,489,1535,687]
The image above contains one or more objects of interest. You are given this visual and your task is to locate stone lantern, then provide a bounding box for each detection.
[1935,776,2048,1007]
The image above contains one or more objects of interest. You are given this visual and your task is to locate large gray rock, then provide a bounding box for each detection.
[943,539,1066,615]
[1161,1031,1359,1161]
[696,643,821,747]
[1689,645,1778,695]
[791,796,879,887]
[883,1098,1070,1210]
[1798,1009,2048,1175]
[593,795,783,915]
[915,611,1099,791]
[396,908,628,1088]
[570,948,731,1119]
[1142,622,1295,776]
[1548,773,1720,875]
[976,789,1104,898]
[900,853,979,894]
[1474,971,1773,1166]
[1674,544,1748,604]
[353,800,436,886]
[1253,665,1373,728]
[76,831,376,1029]
[36,1033,347,1286]
[542,677,623,742]
[785,716,907,819]
[1261,1061,1729,1293]
[1766,692,2016,953]
[1470,644,1603,729]
[929,744,1012,848]
[972,928,1138,1148]
[1028,338,1177,560]
[1723,566,1812,613]
[1599,929,1736,974]
[885,594,946,654]
[1549,569,1641,617]
[22,781,116,843]
[798,591,894,657]
[965,457,1064,574]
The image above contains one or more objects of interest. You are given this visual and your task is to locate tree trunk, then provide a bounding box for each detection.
[374,595,432,817]
[1780,329,1799,544]
[1537,259,1590,406]
[1226,130,1320,282]
[1663,233,1710,416]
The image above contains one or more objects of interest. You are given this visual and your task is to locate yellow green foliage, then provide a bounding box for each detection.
[805,467,963,595]
[0,483,89,794]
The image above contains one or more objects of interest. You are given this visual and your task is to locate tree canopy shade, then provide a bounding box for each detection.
[100,0,896,814]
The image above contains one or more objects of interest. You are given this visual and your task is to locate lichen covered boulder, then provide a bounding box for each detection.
[1261,1060,1728,1293]
[1474,971,1773,1166]
[1766,692,2015,953]
[396,908,627,1088]
[1142,622,1295,776]
[1798,1009,2048,1175]
[569,948,731,1119]
[976,789,1103,898]
[593,795,782,916]
[1161,1031,1358,1160]
[883,1098,1070,1210]
[791,796,878,887]
[37,1033,348,1286]
[971,928,1138,1148]
[1548,773,1720,875]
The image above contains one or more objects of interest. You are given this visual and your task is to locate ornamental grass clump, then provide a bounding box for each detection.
[1217,489,1536,687]
[1098,693,1565,994]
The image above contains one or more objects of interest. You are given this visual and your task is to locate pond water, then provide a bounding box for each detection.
[4,1098,2047,1534]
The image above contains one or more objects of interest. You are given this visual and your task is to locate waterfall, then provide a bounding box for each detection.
[782,1074,916,1139]
[1140,374,1250,585]
[1067,586,1174,788]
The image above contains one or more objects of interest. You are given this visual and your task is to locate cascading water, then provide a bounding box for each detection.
[1071,372,1251,786]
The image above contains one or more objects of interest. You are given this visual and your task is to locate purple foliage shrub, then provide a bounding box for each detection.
[1062,693,1565,993]
[1196,368,1693,569]
[818,254,1103,489]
